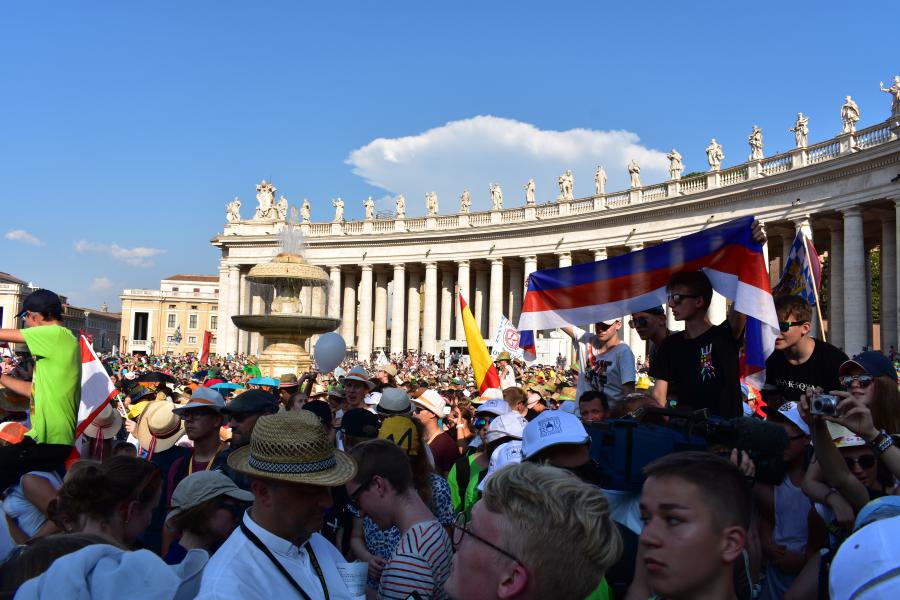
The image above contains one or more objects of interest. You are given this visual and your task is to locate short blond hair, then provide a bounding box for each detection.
[482,462,622,599]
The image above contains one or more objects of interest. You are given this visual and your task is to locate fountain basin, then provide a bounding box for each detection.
[231,314,340,337]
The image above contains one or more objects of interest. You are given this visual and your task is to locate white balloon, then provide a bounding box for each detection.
[314,332,346,373]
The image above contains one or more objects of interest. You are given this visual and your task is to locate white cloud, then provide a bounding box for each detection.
[346,115,670,215]
[74,240,166,267]
[4,229,44,246]
[90,277,114,290]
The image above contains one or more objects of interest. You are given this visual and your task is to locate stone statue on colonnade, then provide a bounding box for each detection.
[748,125,764,160]
[226,197,242,223]
[594,166,606,194]
[332,198,344,222]
[253,180,278,220]
[276,196,288,221]
[426,191,439,215]
[880,76,900,117]
[459,188,471,213]
[628,159,641,188]
[666,150,683,180]
[557,169,574,202]
[705,139,724,171]
[490,183,503,210]
[301,199,311,223]
[364,197,375,220]
[841,96,860,133]
[524,179,536,206]
[790,113,809,147]
[395,194,406,219]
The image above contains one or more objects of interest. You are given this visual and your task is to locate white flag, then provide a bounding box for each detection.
[491,316,525,361]
[77,335,118,437]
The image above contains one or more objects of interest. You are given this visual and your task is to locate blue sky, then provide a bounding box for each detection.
[0,1,894,310]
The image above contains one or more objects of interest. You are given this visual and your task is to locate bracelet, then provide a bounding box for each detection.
[823,489,838,504]
[870,430,895,457]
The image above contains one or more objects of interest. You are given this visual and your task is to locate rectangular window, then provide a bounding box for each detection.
[167,314,176,328]
[210,315,218,330]
[189,314,198,329]
[166,335,175,343]
[172,287,179,292]
[188,336,197,344]
[190,305,198,310]
[193,288,200,293]
[168,304,176,309]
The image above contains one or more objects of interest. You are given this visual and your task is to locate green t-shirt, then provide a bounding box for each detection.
[448,454,484,517]
[22,325,80,445]
[583,577,612,600]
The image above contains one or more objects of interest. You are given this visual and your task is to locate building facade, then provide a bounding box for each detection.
[120,275,220,355]
[214,95,900,362]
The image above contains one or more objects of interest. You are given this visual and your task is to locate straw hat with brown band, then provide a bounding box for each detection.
[136,401,185,458]
[228,410,356,487]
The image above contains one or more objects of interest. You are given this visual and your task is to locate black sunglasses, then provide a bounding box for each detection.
[451,512,522,565]
[778,321,806,333]
[840,374,875,388]
[629,317,649,329]
[348,477,374,513]
[845,455,876,470]
[667,293,701,304]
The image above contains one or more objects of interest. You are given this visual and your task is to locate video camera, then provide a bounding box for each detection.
[585,406,789,491]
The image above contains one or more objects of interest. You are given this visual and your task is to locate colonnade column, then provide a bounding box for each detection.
[340,269,357,349]
[328,267,341,320]
[422,262,438,356]
[828,224,844,350]
[558,252,572,269]
[594,248,608,262]
[390,264,406,356]
[883,217,898,352]
[455,260,471,339]
[843,207,867,355]
[523,255,537,295]
[373,269,389,351]
[508,263,523,324]
[440,267,455,342]
[895,199,900,348]
[407,270,421,352]
[357,265,373,360]
[238,270,249,353]
[227,264,241,354]
[473,265,488,336]
[489,258,504,338]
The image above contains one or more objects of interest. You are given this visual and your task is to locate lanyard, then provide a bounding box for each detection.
[239,521,329,600]
[188,444,223,475]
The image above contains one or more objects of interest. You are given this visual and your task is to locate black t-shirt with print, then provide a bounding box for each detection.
[649,322,742,418]
[765,338,848,404]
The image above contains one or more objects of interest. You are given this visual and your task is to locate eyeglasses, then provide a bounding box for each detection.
[667,293,701,305]
[629,317,649,329]
[844,455,876,470]
[451,512,521,564]
[347,477,374,513]
[840,374,875,388]
[778,321,806,333]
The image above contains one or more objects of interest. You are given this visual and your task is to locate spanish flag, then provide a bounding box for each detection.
[459,292,501,393]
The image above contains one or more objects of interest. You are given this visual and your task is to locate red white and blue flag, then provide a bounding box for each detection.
[517,217,779,387]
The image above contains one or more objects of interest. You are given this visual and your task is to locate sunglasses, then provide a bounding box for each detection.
[844,455,876,470]
[629,317,649,329]
[667,293,701,305]
[472,416,493,430]
[778,321,806,333]
[840,374,875,388]
[348,477,374,513]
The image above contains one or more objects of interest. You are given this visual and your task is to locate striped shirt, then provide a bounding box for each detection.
[378,520,452,600]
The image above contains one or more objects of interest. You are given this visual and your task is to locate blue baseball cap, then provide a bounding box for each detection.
[839,351,896,380]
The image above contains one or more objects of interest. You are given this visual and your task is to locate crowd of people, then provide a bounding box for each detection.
[0,268,899,599]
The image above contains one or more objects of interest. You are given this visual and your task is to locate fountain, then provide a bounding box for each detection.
[231,206,341,376]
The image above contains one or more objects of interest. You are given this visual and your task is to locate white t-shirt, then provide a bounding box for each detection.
[499,364,517,390]
[572,326,636,405]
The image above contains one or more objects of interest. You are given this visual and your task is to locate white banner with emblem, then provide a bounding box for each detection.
[491,315,525,361]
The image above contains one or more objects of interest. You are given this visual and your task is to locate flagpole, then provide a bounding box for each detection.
[801,233,827,343]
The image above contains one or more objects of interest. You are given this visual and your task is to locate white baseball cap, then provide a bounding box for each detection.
[172,387,226,415]
[522,410,590,459]
[478,440,524,492]
[829,515,900,599]
[413,389,450,416]
[769,401,810,436]
[484,412,528,444]
[364,391,382,406]
[475,398,510,417]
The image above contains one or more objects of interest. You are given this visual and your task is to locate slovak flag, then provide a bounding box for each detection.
[516,216,779,388]
[77,335,119,437]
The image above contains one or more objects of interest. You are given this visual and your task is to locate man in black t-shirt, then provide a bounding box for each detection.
[650,270,745,418]
[765,294,847,403]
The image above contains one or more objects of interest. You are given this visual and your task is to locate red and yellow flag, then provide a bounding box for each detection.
[459,292,501,393]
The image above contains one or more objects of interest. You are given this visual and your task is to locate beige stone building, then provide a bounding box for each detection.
[120,275,220,355]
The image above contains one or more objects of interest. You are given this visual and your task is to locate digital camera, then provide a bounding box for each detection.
[810,393,841,416]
